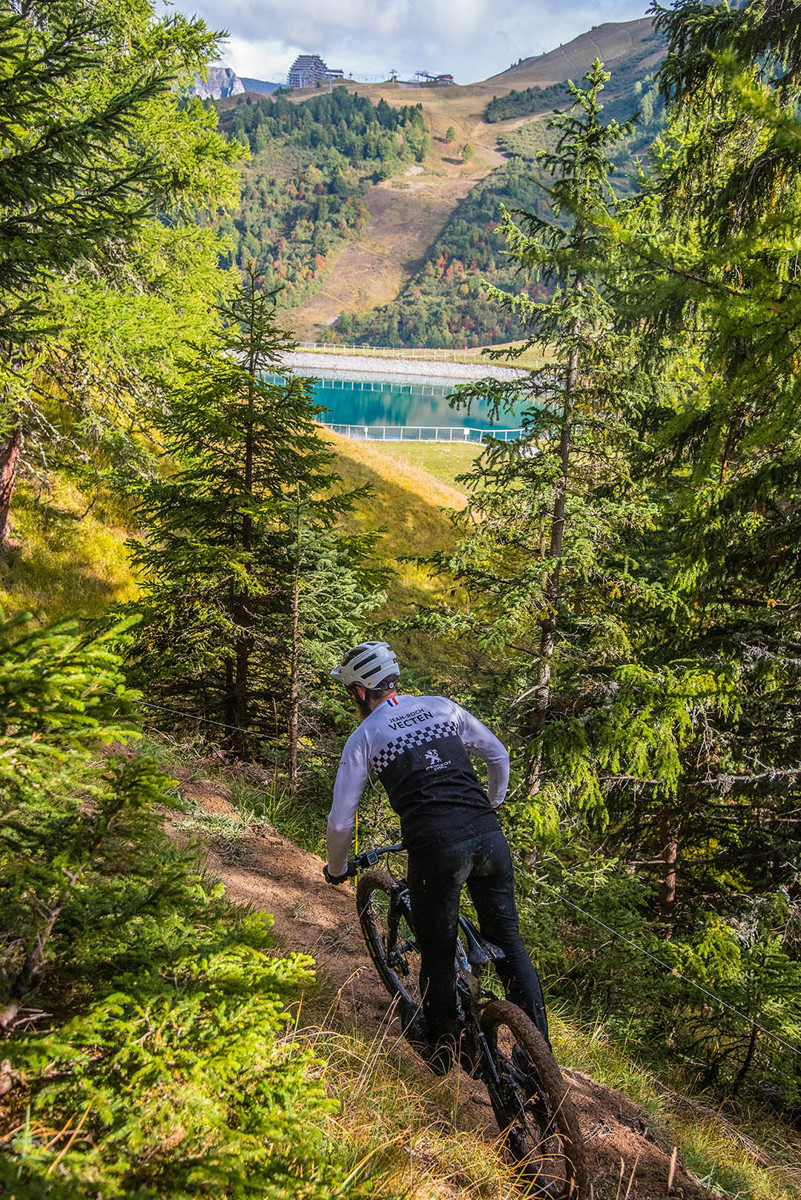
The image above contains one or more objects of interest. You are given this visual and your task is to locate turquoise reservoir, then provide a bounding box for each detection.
[280,372,525,435]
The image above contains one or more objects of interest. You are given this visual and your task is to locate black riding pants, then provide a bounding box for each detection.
[407,826,549,1043]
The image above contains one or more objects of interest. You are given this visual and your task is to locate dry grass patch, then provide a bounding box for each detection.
[329,431,469,510]
[551,1008,801,1200]
[291,1013,522,1199]
[283,174,494,341]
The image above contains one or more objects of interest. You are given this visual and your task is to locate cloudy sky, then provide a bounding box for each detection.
[169,0,649,86]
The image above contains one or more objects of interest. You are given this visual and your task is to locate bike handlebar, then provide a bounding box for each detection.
[346,843,404,875]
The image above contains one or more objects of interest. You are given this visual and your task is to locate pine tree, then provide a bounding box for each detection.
[127,269,382,768]
[598,0,801,926]
[514,1,801,1097]
[0,0,243,539]
[432,61,645,815]
[0,613,375,1197]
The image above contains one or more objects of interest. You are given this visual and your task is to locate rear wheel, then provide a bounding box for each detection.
[481,1000,588,1199]
[356,870,424,1020]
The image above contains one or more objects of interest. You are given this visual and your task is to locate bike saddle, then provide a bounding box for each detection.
[459,916,505,966]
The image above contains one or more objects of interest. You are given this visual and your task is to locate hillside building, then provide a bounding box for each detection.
[287,54,345,88]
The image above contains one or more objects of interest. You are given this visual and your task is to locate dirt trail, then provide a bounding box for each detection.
[176,773,711,1200]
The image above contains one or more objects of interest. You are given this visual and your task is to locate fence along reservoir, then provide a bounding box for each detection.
[275,371,526,442]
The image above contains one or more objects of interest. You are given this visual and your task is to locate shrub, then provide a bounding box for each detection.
[0,616,368,1197]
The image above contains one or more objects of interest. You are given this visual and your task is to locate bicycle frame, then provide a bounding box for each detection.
[351,843,504,987]
[349,842,588,1196]
[350,842,506,1069]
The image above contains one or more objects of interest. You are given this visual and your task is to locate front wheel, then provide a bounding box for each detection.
[481,1000,588,1199]
[356,870,424,1021]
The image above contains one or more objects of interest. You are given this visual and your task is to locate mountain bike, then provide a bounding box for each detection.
[347,843,588,1199]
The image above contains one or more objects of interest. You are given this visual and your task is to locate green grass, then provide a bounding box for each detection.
[360,440,480,488]
[293,1020,520,1200]
[673,1116,801,1199]
[549,1008,665,1116]
[329,432,466,613]
[0,478,138,622]
[0,438,471,629]
[549,1009,801,1200]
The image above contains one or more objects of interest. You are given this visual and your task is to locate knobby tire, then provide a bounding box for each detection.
[481,1000,588,1199]
[356,870,423,1013]
[357,876,588,1197]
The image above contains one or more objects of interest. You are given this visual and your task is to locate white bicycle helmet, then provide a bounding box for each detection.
[331,641,400,688]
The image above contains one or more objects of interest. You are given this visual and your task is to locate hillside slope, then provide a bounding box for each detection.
[215,19,663,345]
[327,431,470,613]
[0,438,468,626]
[286,171,487,341]
[174,767,800,1200]
[483,18,661,92]
[253,20,659,124]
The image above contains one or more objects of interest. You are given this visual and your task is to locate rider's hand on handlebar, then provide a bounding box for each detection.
[323,864,350,885]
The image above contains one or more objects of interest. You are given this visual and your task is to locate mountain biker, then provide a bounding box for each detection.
[323,639,549,1071]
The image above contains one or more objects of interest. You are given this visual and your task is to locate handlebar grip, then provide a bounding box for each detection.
[347,844,405,875]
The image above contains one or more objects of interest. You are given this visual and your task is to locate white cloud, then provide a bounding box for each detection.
[176,0,648,85]
[222,36,297,81]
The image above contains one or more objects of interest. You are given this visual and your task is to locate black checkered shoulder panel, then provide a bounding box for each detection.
[371,719,458,774]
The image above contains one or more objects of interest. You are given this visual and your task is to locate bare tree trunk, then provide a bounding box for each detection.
[288,548,300,794]
[0,418,21,544]
[230,364,256,760]
[659,804,679,931]
[232,629,250,760]
[731,1019,759,1097]
[527,310,580,792]
[12,902,62,1002]
[224,654,236,738]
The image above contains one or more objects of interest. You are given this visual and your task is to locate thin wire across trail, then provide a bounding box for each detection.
[123,696,255,735]
[103,693,271,739]
[541,882,801,1059]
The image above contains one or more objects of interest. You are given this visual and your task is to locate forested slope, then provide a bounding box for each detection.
[3,0,801,1197]
[211,19,665,346]
[213,88,430,305]
[334,69,665,347]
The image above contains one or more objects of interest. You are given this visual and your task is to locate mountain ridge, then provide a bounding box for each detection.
[212,17,664,344]
[484,17,660,90]
[193,65,280,100]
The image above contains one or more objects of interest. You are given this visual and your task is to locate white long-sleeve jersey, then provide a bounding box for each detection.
[326,693,509,877]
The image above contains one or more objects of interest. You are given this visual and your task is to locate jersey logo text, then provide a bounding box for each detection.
[387,707,434,730]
